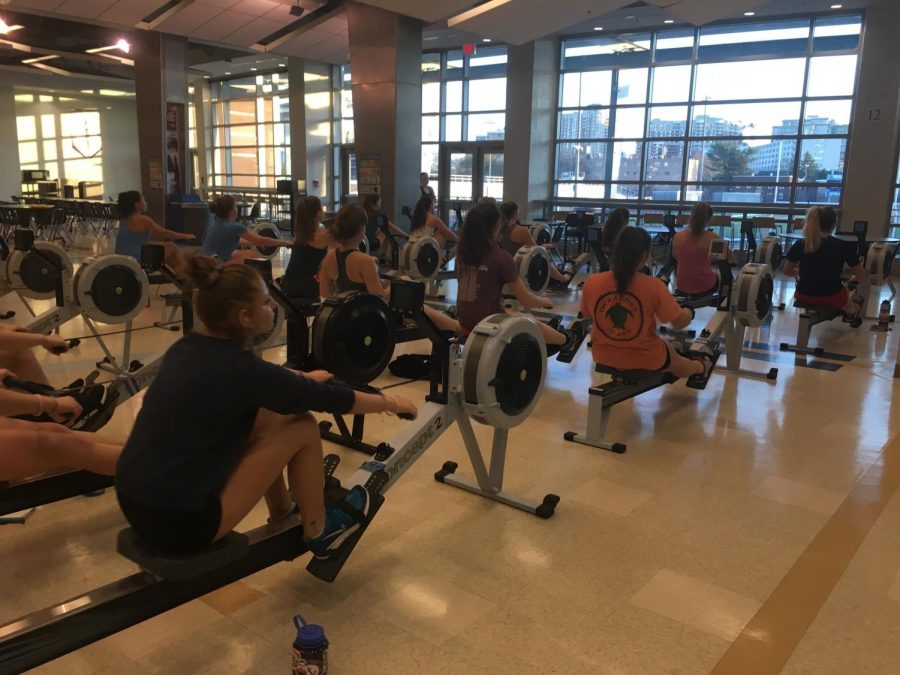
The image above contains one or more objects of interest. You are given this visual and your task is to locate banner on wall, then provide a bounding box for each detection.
[165,102,186,197]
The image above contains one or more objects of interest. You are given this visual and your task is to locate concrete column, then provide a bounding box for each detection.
[503,40,558,220]
[0,87,21,201]
[841,0,900,236]
[347,1,422,221]
[133,31,188,227]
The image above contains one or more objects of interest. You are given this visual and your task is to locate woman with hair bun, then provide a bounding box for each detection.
[783,206,866,314]
[319,206,459,331]
[202,194,288,264]
[115,254,418,560]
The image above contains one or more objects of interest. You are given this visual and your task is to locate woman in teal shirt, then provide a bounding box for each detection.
[203,195,288,264]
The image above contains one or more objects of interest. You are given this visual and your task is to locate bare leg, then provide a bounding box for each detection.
[663,340,704,379]
[507,311,566,345]
[549,264,568,283]
[0,347,49,385]
[0,422,123,481]
[422,305,459,333]
[215,409,326,540]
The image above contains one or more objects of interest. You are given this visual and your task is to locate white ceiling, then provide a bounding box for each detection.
[1,0,871,71]
[5,0,352,64]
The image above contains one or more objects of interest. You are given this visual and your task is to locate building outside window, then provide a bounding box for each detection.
[892,154,900,231]
[555,14,862,211]
[209,72,290,191]
[16,96,103,195]
[421,46,508,204]
[331,64,355,209]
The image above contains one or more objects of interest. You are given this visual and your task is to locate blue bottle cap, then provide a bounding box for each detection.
[298,623,326,648]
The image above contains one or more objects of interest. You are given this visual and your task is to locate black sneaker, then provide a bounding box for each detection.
[556,318,590,364]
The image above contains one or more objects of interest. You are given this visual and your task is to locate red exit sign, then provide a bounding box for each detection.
[462,42,476,56]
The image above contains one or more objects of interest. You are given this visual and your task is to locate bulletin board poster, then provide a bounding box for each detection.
[358,155,381,197]
[165,102,186,197]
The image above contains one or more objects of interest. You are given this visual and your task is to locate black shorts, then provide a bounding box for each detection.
[118,492,222,556]
[279,276,320,301]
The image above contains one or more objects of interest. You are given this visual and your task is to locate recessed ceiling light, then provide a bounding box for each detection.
[744,11,755,16]
[593,26,603,31]
[251,67,257,71]
[830,3,842,7]
[115,38,130,53]
[482,38,491,42]
[225,71,231,75]
[278,63,285,67]
[664,19,674,24]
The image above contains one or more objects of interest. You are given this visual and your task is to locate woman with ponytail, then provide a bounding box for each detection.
[115,254,418,560]
[783,206,866,313]
[672,202,735,296]
[281,196,331,300]
[580,227,714,382]
[456,201,586,360]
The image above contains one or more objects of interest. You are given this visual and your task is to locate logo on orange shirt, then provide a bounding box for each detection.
[594,291,643,341]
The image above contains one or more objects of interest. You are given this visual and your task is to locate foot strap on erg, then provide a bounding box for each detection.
[686,345,721,390]
[332,500,367,526]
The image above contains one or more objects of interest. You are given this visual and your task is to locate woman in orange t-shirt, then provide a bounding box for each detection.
[580,227,713,381]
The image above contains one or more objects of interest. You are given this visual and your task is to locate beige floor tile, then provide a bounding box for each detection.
[751,475,847,515]
[201,581,266,616]
[569,476,654,516]
[101,600,224,660]
[630,569,762,641]
[367,574,496,646]
[888,571,900,603]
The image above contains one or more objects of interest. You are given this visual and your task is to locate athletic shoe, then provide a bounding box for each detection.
[686,346,721,390]
[304,485,371,559]
[556,318,590,363]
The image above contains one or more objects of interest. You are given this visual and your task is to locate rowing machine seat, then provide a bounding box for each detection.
[117,528,250,581]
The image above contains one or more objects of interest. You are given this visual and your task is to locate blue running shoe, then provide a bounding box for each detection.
[303,485,371,559]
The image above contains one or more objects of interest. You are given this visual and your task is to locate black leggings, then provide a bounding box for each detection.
[118,492,222,556]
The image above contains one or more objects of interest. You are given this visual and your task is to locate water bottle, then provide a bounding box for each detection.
[877,299,892,330]
[292,615,328,675]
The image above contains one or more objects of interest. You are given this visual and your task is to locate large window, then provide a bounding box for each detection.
[421,46,508,197]
[209,72,290,189]
[16,101,103,192]
[892,155,900,230]
[332,64,356,207]
[555,15,861,208]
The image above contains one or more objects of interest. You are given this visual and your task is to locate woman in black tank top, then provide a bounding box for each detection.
[319,206,375,297]
[282,196,329,300]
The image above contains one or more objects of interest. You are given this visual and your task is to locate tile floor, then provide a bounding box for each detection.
[1,246,899,674]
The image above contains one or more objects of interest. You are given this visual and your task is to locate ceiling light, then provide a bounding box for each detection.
[830,3,842,7]
[22,55,58,64]
[203,75,210,79]
[225,71,231,75]
[289,1,304,17]
[482,38,491,43]
[448,0,512,27]
[0,18,24,35]
[744,11,755,16]
[251,67,257,71]
[664,19,674,24]
[593,26,604,31]
[115,38,130,53]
